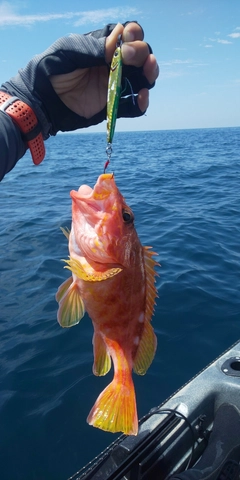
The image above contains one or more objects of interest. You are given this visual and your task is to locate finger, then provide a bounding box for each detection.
[117,96,143,119]
[106,22,145,64]
[122,22,144,42]
[121,51,159,93]
[137,88,149,113]
[105,23,124,63]
[121,41,150,68]
[117,88,149,118]
[143,54,160,85]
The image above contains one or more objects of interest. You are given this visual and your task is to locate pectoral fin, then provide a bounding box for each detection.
[56,277,85,328]
[60,226,70,240]
[63,256,122,282]
[56,276,72,303]
[93,332,111,376]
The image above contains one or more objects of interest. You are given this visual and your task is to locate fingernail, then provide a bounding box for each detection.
[121,44,135,62]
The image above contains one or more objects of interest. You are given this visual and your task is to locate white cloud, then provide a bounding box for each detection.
[217,39,232,44]
[228,32,240,38]
[180,9,204,17]
[0,2,140,28]
[172,59,192,64]
[208,34,233,45]
[159,59,191,67]
[187,63,209,68]
[204,45,213,48]
[160,58,208,72]
[73,8,138,27]
[0,2,72,26]
[159,71,184,80]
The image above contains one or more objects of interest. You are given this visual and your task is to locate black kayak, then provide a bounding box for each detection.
[69,340,240,480]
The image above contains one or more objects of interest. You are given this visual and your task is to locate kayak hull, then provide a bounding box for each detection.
[71,340,240,480]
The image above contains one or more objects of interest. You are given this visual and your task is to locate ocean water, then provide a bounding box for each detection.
[0,127,240,480]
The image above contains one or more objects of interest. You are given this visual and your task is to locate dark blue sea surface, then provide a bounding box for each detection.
[0,128,240,479]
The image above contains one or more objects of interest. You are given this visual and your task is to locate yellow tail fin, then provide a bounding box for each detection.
[87,373,138,435]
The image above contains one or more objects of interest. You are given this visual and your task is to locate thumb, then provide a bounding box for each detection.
[105,23,124,63]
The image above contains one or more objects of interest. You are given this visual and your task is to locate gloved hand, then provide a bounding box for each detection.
[1,22,159,139]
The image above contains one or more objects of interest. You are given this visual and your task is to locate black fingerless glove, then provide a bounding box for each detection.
[1,23,154,139]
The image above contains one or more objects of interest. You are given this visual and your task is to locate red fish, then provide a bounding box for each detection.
[56,173,158,435]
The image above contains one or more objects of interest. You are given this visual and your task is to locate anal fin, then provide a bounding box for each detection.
[133,321,157,375]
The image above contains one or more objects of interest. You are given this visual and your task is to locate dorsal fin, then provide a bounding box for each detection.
[143,246,159,324]
[133,247,159,375]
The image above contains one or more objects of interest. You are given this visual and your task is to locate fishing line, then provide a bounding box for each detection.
[104,144,112,173]
[68,407,198,480]
[148,407,197,470]
[104,158,110,173]
[121,77,136,105]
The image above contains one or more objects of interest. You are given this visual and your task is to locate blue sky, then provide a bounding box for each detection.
[0,0,239,132]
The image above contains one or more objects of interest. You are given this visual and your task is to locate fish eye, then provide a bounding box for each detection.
[122,209,134,224]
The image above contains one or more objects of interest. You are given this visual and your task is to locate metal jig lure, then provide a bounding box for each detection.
[105,36,122,173]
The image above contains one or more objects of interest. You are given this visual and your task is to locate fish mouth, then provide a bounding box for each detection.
[70,174,115,211]
[70,174,120,265]
[74,184,100,212]
[78,185,93,196]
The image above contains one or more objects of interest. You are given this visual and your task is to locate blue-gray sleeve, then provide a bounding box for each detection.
[0,112,26,181]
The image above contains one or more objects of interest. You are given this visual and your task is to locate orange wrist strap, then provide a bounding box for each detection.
[0,91,45,165]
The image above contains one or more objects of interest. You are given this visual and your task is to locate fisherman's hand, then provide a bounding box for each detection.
[1,22,159,138]
[50,22,159,123]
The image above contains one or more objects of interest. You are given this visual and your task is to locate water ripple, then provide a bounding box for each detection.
[0,127,240,479]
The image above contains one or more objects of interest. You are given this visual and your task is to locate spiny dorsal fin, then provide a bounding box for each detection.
[133,246,159,375]
[143,246,159,324]
[63,256,122,282]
